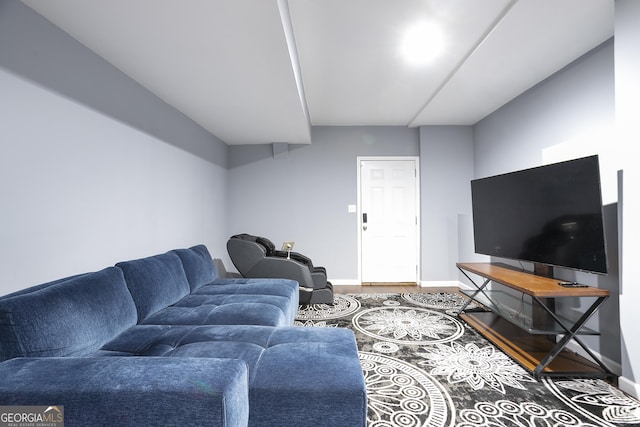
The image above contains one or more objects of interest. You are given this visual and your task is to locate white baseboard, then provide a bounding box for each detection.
[618,375,640,399]
[419,280,461,288]
[456,281,474,291]
[331,280,465,288]
[329,279,361,286]
[563,340,622,377]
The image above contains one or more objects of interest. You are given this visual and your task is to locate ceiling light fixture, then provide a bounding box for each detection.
[401,21,444,65]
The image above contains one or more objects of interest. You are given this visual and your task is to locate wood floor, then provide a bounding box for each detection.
[335,283,459,294]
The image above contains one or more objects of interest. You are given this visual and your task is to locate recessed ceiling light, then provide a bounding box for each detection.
[401,22,444,65]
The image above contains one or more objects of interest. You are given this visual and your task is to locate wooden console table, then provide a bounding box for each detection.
[456,262,614,379]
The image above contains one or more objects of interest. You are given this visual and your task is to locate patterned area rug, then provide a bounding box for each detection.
[295,293,640,427]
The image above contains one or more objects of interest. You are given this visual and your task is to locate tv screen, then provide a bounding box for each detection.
[471,155,607,274]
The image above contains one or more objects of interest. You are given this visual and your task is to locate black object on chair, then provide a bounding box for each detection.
[227,234,334,305]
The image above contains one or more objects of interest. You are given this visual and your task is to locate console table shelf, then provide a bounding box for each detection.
[459,289,600,335]
[460,312,608,376]
[457,262,613,379]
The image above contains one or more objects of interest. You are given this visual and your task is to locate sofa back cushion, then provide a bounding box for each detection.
[116,252,190,322]
[172,245,217,292]
[0,267,137,361]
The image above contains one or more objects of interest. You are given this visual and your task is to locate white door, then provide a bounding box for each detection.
[359,158,419,283]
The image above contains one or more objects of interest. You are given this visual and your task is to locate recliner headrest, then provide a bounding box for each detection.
[255,236,276,254]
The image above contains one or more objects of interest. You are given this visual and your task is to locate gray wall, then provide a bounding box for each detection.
[0,1,229,294]
[227,125,476,285]
[473,40,622,371]
[474,40,615,180]
[419,126,475,283]
[0,1,226,167]
[227,126,419,280]
[615,0,640,397]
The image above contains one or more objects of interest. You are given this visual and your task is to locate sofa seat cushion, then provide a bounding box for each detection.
[195,278,299,297]
[94,325,366,427]
[250,327,367,427]
[116,252,191,322]
[173,294,291,325]
[140,302,286,326]
[96,325,275,372]
[193,279,299,323]
[0,267,137,361]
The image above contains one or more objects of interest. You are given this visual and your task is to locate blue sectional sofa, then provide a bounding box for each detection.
[0,245,367,426]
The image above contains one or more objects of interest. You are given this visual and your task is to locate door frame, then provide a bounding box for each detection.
[356,156,421,284]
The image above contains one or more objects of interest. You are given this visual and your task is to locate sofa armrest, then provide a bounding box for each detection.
[0,357,248,427]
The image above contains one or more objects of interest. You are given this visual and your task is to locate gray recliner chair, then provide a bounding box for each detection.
[227,234,334,305]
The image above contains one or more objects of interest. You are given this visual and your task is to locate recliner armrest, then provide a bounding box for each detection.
[311,270,328,288]
[0,357,248,427]
[247,257,318,288]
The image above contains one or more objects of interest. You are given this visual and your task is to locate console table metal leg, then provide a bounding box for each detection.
[533,296,613,378]
[457,267,492,313]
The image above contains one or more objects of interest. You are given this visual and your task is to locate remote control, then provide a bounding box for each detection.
[558,281,588,288]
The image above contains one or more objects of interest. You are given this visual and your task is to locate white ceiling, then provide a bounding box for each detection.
[21,0,613,145]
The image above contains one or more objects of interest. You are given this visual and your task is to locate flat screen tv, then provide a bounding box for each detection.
[471,155,607,275]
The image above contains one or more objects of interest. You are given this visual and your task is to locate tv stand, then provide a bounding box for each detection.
[456,262,614,379]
